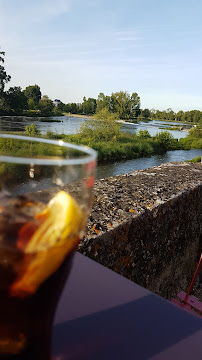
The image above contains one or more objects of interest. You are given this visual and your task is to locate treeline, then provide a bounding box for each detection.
[61,91,141,120]
[149,108,202,124]
[0,51,62,116]
[1,50,202,123]
[62,100,202,124]
[0,84,63,117]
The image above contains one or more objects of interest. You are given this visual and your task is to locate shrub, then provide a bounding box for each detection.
[25,123,40,136]
[185,156,201,163]
[137,130,151,138]
[79,107,121,142]
[155,131,174,152]
[188,126,202,138]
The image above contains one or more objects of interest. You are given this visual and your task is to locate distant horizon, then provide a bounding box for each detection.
[1,0,202,113]
[4,81,202,114]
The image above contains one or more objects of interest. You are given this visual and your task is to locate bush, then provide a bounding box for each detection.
[25,123,40,136]
[46,130,64,139]
[188,126,202,138]
[179,125,202,149]
[154,131,174,152]
[79,107,121,141]
[185,156,201,163]
[137,130,151,138]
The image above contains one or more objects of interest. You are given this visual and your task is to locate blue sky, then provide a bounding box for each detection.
[1,0,202,111]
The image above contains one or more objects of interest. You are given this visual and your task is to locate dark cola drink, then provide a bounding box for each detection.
[0,191,83,359]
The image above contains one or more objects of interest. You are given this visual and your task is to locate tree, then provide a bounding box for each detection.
[0,50,11,94]
[24,85,41,106]
[0,50,11,114]
[57,101,66,112]
[188,125,202,138]
[81,97,97,115]
[142,108,150,119]
[96,92,111,112]
[95,91,141,119]
[166,108,175,121]
[111,91,131,119]
[130,92,141,118]
[155,131,174,152]
[38,95,54,115]
[28,98,36,110]
[5,86,27,113]
[79,107,121,141]
[175,110,184,122]
[67,103,80,114]
[150,109,156,119]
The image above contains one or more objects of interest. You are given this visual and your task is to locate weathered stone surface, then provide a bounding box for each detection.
[79,162,202,300]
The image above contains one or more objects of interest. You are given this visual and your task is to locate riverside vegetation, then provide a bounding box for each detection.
[62,110,202,161]
[3,108,201,163]
[0,49,202,162]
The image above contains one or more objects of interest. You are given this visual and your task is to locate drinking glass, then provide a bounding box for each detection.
[0,134,97,360]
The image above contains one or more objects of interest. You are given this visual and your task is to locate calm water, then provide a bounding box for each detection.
[121,119,189,140]
[0,115,189,140]
[0,116,201,180]
[96,149,202,179]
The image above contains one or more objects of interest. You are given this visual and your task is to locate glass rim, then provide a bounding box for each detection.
[0,134,97,165]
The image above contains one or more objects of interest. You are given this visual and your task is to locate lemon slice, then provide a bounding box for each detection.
[26,191,84,252]
[10,191,84,297]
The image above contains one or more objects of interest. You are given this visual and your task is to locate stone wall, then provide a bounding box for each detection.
[79,162,202,300]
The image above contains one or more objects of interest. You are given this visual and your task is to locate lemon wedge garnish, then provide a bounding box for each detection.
[10,191,84,297]
[26,190,84,252]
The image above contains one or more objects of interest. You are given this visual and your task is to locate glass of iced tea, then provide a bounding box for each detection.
[0,134,96,360]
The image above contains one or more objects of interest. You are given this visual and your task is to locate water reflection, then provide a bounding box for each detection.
[121,120,189,140]
[96,149,202,179]
[1,116,200,180]
[0,116,190,140]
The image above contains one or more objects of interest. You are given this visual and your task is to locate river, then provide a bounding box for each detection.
[0,115,190,140]
[96,149,202,179]
[0,116,201,180]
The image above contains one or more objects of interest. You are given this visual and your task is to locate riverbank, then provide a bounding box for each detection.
[63,113,91,119]
[63,114,198,126]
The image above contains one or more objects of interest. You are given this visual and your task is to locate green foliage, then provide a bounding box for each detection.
[96,93,111,112]
[0,50,11,115]
[0,50,11,94]
[23,85,41,106]
[188,126,202,138]
[138,130,151,138]
[64,125,182,162]
[25,123,40,136]
[154,131,174,152]
[185,156,201,163]
[110,91,140,119]
[79,107,121,141]
[142,108,150,119]
[65,103,81,114]
[5,86,27,114]
[28,98,36,110]
[45,130,64,139]
[93,91,141,120]
[38,96,55,116]
[81,97,97,115]
[179,125,202,149]
[152,108,202,124]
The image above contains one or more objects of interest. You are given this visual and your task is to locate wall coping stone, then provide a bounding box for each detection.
[79,162,202,299]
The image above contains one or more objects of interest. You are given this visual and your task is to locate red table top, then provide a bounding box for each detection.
[53,252,202,359]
